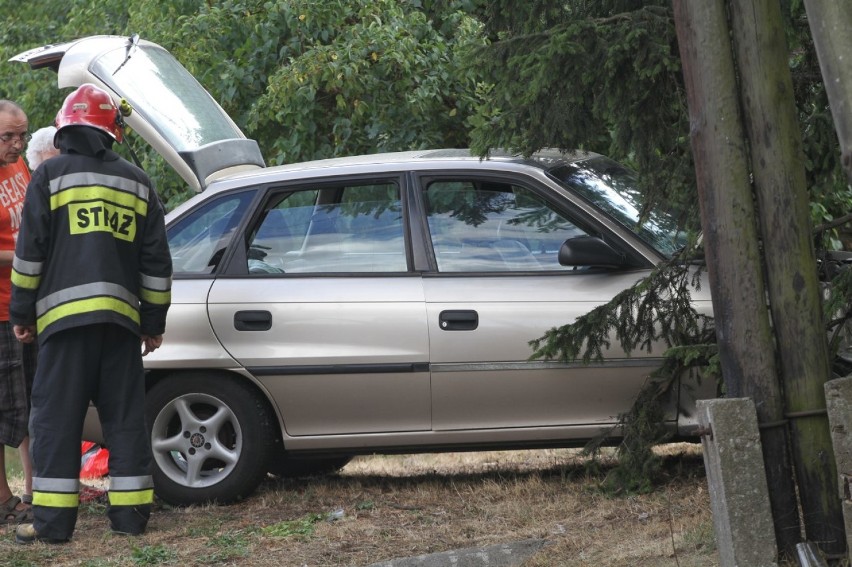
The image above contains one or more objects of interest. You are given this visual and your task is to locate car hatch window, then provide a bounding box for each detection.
[94,43,242,152]
[423,180,589,272]
[247,182,407,274]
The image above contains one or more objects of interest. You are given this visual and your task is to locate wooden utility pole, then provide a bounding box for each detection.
[728,0,845,557]
[671,0,801,556]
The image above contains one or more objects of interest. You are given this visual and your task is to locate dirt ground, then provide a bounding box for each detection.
[2,444,719,566]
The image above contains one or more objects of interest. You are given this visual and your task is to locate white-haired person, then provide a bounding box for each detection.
[24,126,58,170]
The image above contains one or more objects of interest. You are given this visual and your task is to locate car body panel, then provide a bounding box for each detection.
[142,279,240,369]
[423,272,660,431]
[207,276,431,435]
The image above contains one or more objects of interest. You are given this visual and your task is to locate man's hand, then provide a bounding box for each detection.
[141,334,163,356]
[13,325,36,343]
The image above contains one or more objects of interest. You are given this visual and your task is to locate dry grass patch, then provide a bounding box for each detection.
[1,443,718,566]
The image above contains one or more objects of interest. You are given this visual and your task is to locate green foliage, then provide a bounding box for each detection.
[467,0,852,242]
[197,530,251,563]
[0,0,133,132]
[1,0,848,499]
[531,243,719,493]
[261,513,324,538]
[595,386,668,494]
[822,258,852,368]
[0,1,485,208]
[239,0,485,164]
[129,544,178,565]
[3,0,847,233]
[137,0,484,172]
[530,246,713,364]
[467,1,696,228]
[784,2,852,248]
[0,0,200,208]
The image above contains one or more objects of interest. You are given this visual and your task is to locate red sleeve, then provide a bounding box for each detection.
[0,159,32,319]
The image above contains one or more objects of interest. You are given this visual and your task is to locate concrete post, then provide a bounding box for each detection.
[698,398,778,566]
[824,376,852,562]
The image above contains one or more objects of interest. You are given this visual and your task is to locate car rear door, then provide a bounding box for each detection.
[206,176,432,436]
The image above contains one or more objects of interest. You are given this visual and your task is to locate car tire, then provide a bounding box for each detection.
[146,373,275,506]
[268,454,352,479]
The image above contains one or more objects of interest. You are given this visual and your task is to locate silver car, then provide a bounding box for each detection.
[13,35,714,506]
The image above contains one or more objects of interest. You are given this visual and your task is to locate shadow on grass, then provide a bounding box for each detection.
[262,445,707,497]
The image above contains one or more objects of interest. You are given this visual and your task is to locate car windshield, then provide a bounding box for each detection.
[546,156,689,258]
[90,42,242,152]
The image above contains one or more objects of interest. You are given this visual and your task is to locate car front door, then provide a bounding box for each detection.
[418,174,663,437]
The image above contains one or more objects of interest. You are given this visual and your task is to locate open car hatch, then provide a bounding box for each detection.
[10,34,265,191]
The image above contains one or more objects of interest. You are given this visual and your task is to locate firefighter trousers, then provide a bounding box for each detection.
[29,323,153,540]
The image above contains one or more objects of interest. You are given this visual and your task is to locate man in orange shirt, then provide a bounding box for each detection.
[0,100,33,525]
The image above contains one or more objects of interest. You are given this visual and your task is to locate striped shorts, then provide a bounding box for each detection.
[0,322,35,447]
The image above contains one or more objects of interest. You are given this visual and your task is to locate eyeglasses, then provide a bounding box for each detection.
[0,133,31,144]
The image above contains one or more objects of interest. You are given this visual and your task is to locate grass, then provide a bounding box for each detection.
[4,446,24,478]
[0,444,719,566]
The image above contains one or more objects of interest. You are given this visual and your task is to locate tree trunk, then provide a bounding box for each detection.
[803,0,852,184]
[728,0,846,557]
[671,0,801,556]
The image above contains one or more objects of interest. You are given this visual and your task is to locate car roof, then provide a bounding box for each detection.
[165,147,602,221]
[205,147,599,189]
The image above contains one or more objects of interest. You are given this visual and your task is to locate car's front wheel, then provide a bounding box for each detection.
[145,373,275,506]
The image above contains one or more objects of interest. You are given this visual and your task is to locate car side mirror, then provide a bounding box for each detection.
[558,236,628,269]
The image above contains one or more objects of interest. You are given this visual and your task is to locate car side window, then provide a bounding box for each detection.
[423,179,588,272]
[247,182,406,273]
[168,191,254,274]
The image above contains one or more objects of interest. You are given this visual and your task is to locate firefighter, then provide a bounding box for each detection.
[9,83,172,543]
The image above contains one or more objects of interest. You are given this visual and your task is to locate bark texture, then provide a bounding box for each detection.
[729,0,845,557]
[672,0,800,556]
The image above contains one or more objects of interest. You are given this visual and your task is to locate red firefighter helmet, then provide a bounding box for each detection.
[55,83,124,143]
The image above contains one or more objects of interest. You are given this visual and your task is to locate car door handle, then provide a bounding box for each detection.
[439,310,478,331]
[234,310,272,331]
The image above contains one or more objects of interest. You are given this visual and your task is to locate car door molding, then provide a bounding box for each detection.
[248,362,430,376]
[430,358,663,373]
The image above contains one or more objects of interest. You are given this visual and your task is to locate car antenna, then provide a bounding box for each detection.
[113,33,139,76]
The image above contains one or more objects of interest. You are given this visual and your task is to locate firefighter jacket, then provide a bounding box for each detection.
[9,127,172,344]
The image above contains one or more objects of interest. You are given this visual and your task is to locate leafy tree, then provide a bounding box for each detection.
[466,0,696,229]
[136,0,484,190]
[0,0,133,127]
[0,1,485,208]
[0,0,191,207]
[466,0,852,248]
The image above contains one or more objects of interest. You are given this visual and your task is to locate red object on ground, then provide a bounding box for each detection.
[79,484,107,503]
[80,441,110,479]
